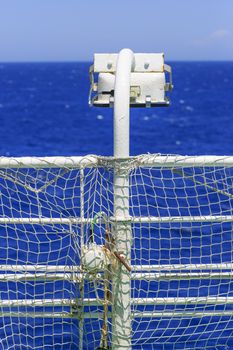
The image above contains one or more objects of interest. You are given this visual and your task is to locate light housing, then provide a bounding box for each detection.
[89,53,173,108]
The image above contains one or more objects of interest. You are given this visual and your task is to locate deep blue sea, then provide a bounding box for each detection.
[0,62,233,157]
[0,62,233,350]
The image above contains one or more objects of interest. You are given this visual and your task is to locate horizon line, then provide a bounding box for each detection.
[0,59,233,64]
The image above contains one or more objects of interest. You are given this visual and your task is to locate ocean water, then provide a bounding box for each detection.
[0,62,233,157]
[0,62,233,350]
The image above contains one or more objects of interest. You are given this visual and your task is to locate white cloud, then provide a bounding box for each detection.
[194,29,232,46]
[210,29,230,39]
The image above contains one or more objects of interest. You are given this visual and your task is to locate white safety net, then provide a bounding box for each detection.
[0,154,233,350]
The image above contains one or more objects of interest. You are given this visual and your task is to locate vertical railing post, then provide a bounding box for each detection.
[112,48,134,350]
[79,167,84,350]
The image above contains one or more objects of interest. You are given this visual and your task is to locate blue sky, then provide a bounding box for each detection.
[0,0,232,62]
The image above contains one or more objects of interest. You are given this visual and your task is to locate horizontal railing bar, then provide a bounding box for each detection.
[0,263,233,279]
[0,312,76,318]
[137,155,233,168]
[1,310,232,319]
[132,311,233,318]
[1,310,233,319]
[1,271,233,282]
[132,271,233,280]
[0,217,91,225]
[0,155,233,169]
[122,215,233,223]
[31,310,229,320]
[0,299,76,307]
[0,272,83,282]
[1,296,233,308]
[132,297,233,305]
[0,214,232,225]
[0,312,103,319]
[78,310,233,319]
[0,265,81,272]
[133,263,233,271]
[0,156,99,169]
[0,298,102,308]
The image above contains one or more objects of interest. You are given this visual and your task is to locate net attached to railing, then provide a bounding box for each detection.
[0,154,233,349]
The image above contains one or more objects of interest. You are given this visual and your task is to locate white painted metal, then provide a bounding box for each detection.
[0,217,91,225]
[112,215,233,223]
[131,271,233,280]
[133,263,233,271]
[79,167,85,350]
[0,272,82,281]
[113,49,134,158]
[1,268,233,282]
[0,298,102,308]
[7,310,230,319]
[0,264,81,272]
[94,53,164,73]
[0,312,75,318]
[2,262,233,272]
[5,310,233,320]
[133,311,233,318]
[2,295,231,309]
[112,48,134,350]
[90,52,171,107]
[0,155,98,168]
[0,298,75,307]
[2,270,233,282]
[0,214,232,226]
[7,310,231,320]
[1,270,232,283]
[0,154,233,169]
[96,72,166,105]
[137,154,233,168]
[131,296,233,305]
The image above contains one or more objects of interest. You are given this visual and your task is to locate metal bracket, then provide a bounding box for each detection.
[164,63,173,91]
[89,53,173,108]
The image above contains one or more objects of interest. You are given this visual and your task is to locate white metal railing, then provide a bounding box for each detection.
[0,156,98,168]
[133,311,233,318]
[0,154,233,169]
[0,153,233,348]
[2,271,233,282]
[2,48,231,349]
[1,296,233,308]
[2,310,233,320]
[0,214,233,225]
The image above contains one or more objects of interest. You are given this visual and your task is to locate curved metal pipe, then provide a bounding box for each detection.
[112,48,135,350]
[114,48,135,158]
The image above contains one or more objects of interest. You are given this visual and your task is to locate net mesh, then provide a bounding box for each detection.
[0,155,233,349]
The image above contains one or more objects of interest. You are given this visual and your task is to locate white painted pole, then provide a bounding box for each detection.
[113,48,134,158]
[79,168,84,350]
[112,48,134,350]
